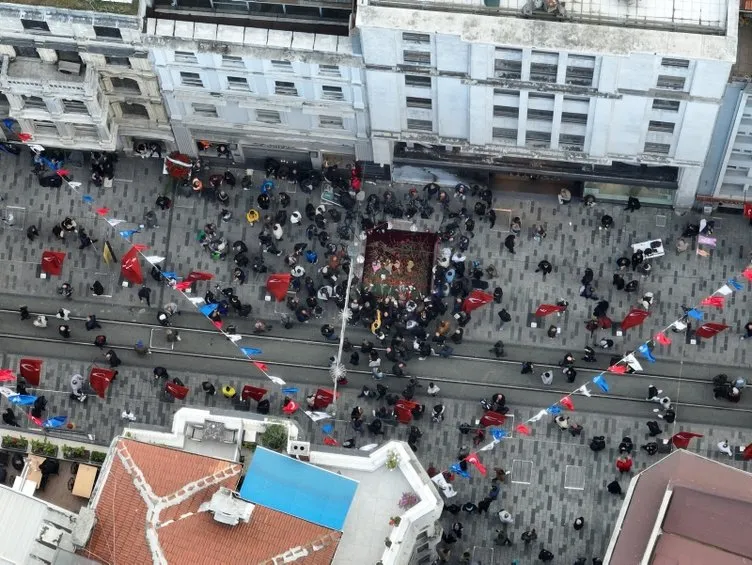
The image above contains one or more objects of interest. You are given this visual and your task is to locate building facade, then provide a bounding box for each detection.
[0,0,172,152]
[145,0,371,168]
[356,0,739,207]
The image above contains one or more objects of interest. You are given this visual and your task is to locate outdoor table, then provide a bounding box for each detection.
[72,464,98,498]
[631,239,665,259]
[26,455,44,489]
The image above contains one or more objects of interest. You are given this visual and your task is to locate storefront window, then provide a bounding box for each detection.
[583,182,676,206]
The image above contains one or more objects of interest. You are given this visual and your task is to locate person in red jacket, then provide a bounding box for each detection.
[616,455,633,473]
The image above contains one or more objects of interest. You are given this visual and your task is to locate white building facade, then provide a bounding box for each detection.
[0,0,172,152]
[356,0,739,206]
[145,17,371,168]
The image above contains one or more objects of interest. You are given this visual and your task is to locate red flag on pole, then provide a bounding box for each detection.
[283,400,299,415]
[534,304,566,318]
[515,424,532,436]
[560,397,575,411]
[695,322,729,339]
[465,453,487,476]
[88,367,117,399]
[655,332,672,345]
[462,289,494,313]
[700,296,724,308]
[40,250,66,276]
[186,271,215,282]
[671,431,703,449]
[253,361,268,372]
[266,273,292,302]
[121,246,144,285]
[620,308,650,331]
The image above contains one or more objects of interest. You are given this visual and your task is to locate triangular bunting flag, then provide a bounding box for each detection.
[700,296,724,308]
[655,332,672,346]
[465,453,487,476]
[95,207,110,216]
[528,409,548,422]
[199,303,219,316]
[188,297,205,305]
[478,441,498,452]
[17,132,32,142]
[132,244,149,252]
[593,375,609,393]
[449,462,471,479]
[0,369,16,382]
[56,169,70,177]
[577,385,591,397]
[268,375,286,386]
[742,267,752,282]
[253,361,269,372]
[608,363,627,374]
[106,218,125,227]
[212,320,223,329]
[490,428,507,441]
[716,285,733,296]
[28,144,45,154]
[323,436,338,446]
[174,280,192,291]
[637,343,656,363]
[240,347,262,356]
[144,256,165,264]
[728,278,744,291]
[624,354,643,372]
[515,424,532,436]
[546,405,562,415]
[228,334,242,343]
[560,397,575,411]
[119,229,138,239]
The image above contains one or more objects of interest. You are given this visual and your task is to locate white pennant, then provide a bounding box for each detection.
[304,410,331,422]
[144,255,165,264]
[577,384,592,397]
[268,375,286,386]
[68,181,82,190]
[106,218,125,227]
[0,386,15,399]
[28,144,45,154]
[624,353,643,372]
[716,284,733,296]
[431,473,458,498]
[478,440,498,452]
[188,297,205,305]
[528,409,548,423]
[227,334,242,343]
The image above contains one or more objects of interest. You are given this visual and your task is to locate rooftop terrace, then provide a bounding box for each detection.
[0,0,138,15]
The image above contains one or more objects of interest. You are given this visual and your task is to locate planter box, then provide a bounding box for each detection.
[1,437,29,451]
[31,442,59,458]
[62,447,91,461]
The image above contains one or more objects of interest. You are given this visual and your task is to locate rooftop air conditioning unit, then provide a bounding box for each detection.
[288,440,310,457]
[58,61,81,75]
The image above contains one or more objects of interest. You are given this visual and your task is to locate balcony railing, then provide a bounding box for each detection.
[0,56,100,98]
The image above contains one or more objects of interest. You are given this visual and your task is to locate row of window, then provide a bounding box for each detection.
[174,51,342,77]
[179,72,346,100]
[191,103,345,129]
[21,18,123,39]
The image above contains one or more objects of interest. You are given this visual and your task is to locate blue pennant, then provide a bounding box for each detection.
[728,278,744,291]
[82,195,94,203]
[592,375,609,393]
[161,271,177,280]
[282,387,298,395]
[199,303,219,316]
[638,343,656,363]
[687,308,704,321]
[546,405,562,415]
[490,428,507,441]
[240,347,262,357]
[450,463,471,479]
[322,423,334,434]
[8,394,37,406]
[2,118,15,129]
[119,229,138,239]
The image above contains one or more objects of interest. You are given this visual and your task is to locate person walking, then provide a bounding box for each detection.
[521,361,534,374]
[321,324,337,341]
[85,315,102,331]
[573,516,585,530]
[498,509,514,525]
[540,371,553,385]
[26,225,39,241]
[201,381,217,395]
[616,455,633,473]
[497,309,511,330]
[718,439,734,457]
[538,548,555,562]
[138,286,152,307]
[58,324,71,338]
[94,335,107,349]
[90,280,105,296]
[504,234,516,254]
[625,196,641,211]
[521,528,537,545]
[535,259,553,280]
[33,315,48,328]
[740,321,752,340]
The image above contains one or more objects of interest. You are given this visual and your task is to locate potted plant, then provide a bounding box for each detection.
[2,435,28,451]
[398,491,420,510]
[384,537,392,548]
[31,439,58,457]
[90,451,107,464]
[62,445,91,461]
[389,516,401,527]
[385,449,400,470]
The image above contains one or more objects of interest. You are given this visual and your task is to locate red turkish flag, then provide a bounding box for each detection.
[515,424,532,436]
[253,361,268,372]
[186,271,215,282]
[608,364,627,374]
[283,400,299,415]
[700,296,724,308]
[695,322,729,339]
[17,132,32,142]
[620,308,650,331]
[744,203,752,219]
[165,381,189,400]
[95,207,110,216]
[174,280,192,291]
[56,169,70,177]
[0,369,15,382]
[19,358,42,386]
[742,268,752,282]
[121,246,144,285]
[89,367,117,398]
[465,453,487,476]
[323,436,338,446]
[462,289,494,313]
[212,320,223,330]
[671,431,703,449]
[560,397,575,411]
[41,250,66,276]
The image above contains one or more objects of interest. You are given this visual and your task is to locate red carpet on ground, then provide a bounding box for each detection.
[362,229,437,299]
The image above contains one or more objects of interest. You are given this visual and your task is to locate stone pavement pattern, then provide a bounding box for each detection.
[1,150,751,369]
[2,352,750,565]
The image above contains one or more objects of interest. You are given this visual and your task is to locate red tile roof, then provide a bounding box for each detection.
[80,439,340,565]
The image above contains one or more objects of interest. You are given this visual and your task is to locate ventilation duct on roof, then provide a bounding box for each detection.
[200,487,254,526]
